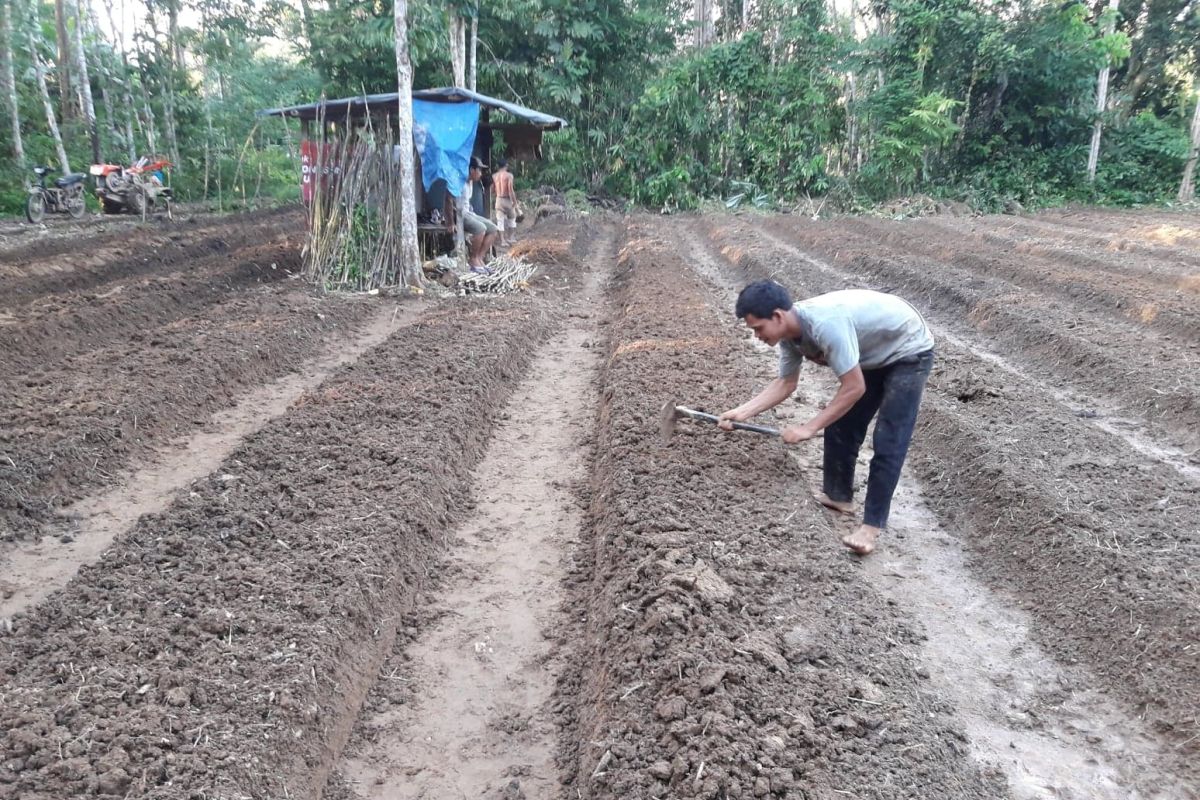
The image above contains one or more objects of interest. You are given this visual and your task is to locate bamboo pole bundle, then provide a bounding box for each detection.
[456,253,537,294]
[302,112,417,291]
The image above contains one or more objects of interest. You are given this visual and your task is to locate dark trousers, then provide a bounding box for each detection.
[822,350,934,529]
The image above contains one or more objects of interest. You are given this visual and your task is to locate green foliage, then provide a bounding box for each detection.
[609,6,845,208]
[1,0,1197,219]
[859,89,961,195]
[1094,111,1190,204]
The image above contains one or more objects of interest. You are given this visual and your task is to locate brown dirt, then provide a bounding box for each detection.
[322,219,613,800]
[557,219,1008,799]
[0,208,377,540]
[754,214,1200,451]
[2,206,1196,800]
[694,210,1200,783]
[0,222,583,799]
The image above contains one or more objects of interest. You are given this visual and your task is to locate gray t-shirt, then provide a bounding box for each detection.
[778,289,934,378]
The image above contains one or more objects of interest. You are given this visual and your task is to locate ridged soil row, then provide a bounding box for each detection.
[0,207,302,301]
[848,216,1200,342]
[757,215,1200,449]
[1033,208,1200,240]
[929,214,1200,281]
[700,217,1200,768]
[0,234,304,376]
[0,248,580,799]
[558,218,1007,800]
[0,285,376,540]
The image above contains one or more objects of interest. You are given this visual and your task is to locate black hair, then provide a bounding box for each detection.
[497,158,508,168]
[735,280,793,319]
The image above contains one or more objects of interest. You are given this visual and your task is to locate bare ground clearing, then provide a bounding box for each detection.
[1,207,1196,799]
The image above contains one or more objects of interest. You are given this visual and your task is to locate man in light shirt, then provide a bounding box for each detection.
[719,280,935,555]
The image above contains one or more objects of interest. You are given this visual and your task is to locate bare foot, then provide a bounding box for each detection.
[814,492,853,514]
[841,524,881,555]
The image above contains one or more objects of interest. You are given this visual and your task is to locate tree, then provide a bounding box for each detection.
[469,11,477,90]
[30,8,71,174]
[72,0,100,163]
[98,0,140,160]
[1087,0,1121,183]
[54,0,71,119]
[394,0,421,286]
[1,0,25,179]
[1179,88,1200,201]
[450,8,466,86]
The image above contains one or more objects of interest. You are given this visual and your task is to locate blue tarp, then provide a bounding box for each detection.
[412,99,479,199]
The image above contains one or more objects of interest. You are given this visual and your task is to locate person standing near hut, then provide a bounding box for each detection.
[491,159,520,247]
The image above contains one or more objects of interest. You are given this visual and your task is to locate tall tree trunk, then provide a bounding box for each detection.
[469,13,477,91]
[30,23,71,173]
[54,0,71,119]
[298,0,315,50]
[168,0,183,70]
[1178,88,1200,202]
[1,0,26,180]
[98,79,119,152]
[1087,0,1120,183]
[136,61,159,154]
[161,77,180,165]
[450,11,466,87]
[100,0,138,160]
[694,0,713,47]
[394,0,421,286]
[148,14,180,166]
[72,0,100,163]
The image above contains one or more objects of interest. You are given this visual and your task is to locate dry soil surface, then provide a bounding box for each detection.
[1,207,1196,800]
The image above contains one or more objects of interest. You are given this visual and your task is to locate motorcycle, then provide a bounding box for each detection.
[26,165,87,223]
[91,156,173,216]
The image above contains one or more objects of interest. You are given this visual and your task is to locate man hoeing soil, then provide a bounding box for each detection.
[719,281,935,555]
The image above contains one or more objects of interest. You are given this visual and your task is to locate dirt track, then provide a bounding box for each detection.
[1,207,1197,799]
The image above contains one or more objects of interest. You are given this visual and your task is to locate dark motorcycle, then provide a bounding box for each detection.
[26,166,87,223]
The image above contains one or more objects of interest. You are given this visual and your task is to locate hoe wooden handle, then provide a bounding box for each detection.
[675,407,780,437]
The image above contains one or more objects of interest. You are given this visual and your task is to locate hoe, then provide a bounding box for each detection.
[659,400,779,443]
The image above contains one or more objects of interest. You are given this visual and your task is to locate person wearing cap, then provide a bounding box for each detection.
[718,280,935,556]
[491,158,519,246]
[462,157,499,270]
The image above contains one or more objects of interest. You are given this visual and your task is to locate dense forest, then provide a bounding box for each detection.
[1,0,1198,216]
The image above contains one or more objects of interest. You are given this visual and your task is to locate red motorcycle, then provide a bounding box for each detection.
[90,156,173,215]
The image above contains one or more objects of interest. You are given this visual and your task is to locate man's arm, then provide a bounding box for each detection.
[718,373,799,429]
[780,365,865,443]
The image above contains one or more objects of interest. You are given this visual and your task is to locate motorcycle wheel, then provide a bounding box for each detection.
[68,192,86,219]
[25,193,46,224]
[129,188,147,216]
[105,171,124,191]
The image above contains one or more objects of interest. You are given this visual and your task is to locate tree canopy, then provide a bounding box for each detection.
[1,0,1198,214]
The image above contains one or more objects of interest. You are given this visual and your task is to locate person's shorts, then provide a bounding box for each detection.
[495,197,517,230]
[464,211,499,237]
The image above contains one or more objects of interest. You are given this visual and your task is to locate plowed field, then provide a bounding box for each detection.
[1,207,1196,800]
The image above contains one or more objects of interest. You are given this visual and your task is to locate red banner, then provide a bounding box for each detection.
[300,139,347,205]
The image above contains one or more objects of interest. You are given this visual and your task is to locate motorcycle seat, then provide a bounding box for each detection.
[55,173,86,187]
